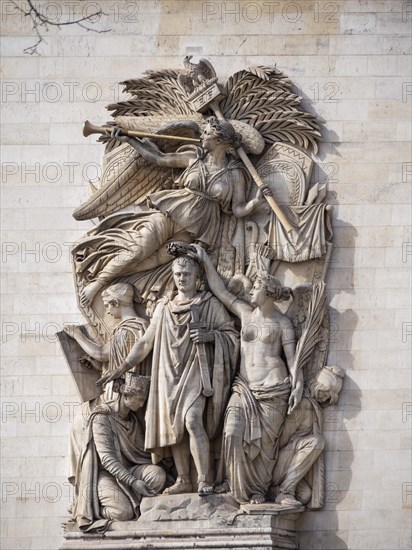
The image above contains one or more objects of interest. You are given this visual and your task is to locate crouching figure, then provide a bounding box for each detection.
[70,373,166,532]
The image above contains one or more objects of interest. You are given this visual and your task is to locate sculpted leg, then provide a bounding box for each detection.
[184,397,213,495]
[97,471,134,521]
[220,396,253,503]
[274,434,325,506]
[80,212,174,306]
[163,438,192,495]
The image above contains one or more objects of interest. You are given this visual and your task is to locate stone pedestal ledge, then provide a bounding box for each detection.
[61,493,304,550]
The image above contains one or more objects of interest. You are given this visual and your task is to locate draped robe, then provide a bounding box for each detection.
[145,291,239,462]
[218,375,291,503]
[72,402,152,532]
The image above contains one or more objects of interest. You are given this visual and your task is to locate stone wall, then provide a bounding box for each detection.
[1,1,411,548]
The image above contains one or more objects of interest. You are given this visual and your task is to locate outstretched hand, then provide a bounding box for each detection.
[111,127,131,143]
[96,367,123,387]
[63,324,82,340]
[192,243,208,263]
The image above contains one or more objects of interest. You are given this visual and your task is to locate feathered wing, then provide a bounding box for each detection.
[220,66,322,154]
[73,114,202,220]
[73,68,203,220]
[107,69,197,118]
[198,58,216,80]
[73,143,171,221]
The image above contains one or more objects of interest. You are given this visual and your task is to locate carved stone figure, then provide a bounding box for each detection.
[70,62,323,340]
[194,245,302,504]
[60,57,343,549]
[69,373,166,532]
[64,283,150,381]
[74,117,265,309]
[98,252,239,496]
[63,283,151,488]
[272,366,345,507]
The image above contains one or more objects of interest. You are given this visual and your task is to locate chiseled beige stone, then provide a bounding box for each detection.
[2,0,411,549]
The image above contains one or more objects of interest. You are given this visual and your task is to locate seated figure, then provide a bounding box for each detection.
[70,373,166,532]
[272,366,345,507]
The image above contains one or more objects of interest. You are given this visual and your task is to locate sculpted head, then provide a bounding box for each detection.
[201,116,242,154]
[250,273,291,307]
[310,366,345,406]
[172,255,200,293]
[119,372,151,412]
[102,283,138,319]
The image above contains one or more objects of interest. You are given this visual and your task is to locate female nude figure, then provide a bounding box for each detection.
[78,117,267,307]
[194,245,303,504]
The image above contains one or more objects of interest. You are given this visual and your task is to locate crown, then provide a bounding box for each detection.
[122,372,151,397]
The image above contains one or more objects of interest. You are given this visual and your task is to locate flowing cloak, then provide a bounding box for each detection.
[72,401,151,532]
[218,375,291,504]
[267,204,333,262]
[73,154,250,303]
[149,156,249,276]
[145,291,239,462]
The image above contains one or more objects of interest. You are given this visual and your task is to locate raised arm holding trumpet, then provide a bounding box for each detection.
[77,116,279,307]
[83,118,293,233]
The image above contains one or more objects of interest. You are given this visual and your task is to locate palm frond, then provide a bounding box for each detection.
[222,66,322,153]
[294,282,327,379]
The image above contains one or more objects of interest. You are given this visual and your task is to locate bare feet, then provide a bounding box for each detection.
[163,481,192,495]
[250,493,266,504]
[198,482,213,496]
[214,480,230,494]
[80,281,104,307]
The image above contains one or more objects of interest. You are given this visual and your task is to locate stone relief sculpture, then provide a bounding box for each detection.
[60,57,343,549]
[271,365,344,508]
[195,245,300,506]
[98,251,239,497]
[69,372,166,532]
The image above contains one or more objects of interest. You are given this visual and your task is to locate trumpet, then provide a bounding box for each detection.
[83,120,201,144]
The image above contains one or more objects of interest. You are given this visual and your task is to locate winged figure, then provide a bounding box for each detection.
[72,59,327,337]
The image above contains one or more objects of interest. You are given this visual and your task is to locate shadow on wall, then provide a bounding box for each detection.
[297,88,342,163]
[296,370,362,550]
[296,208,360,548]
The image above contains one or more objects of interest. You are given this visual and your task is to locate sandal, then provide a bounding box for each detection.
[214,480,230,494]
[198,481,213,496]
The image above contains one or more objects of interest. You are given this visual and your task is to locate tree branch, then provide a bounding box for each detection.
[12,0,110,55]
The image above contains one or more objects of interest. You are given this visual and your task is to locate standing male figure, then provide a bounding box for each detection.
[99,254,239,496]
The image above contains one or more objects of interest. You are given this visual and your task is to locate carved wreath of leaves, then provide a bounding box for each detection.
[258,161,303,206]
[77,62,323,221]
[106,64,322,154]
